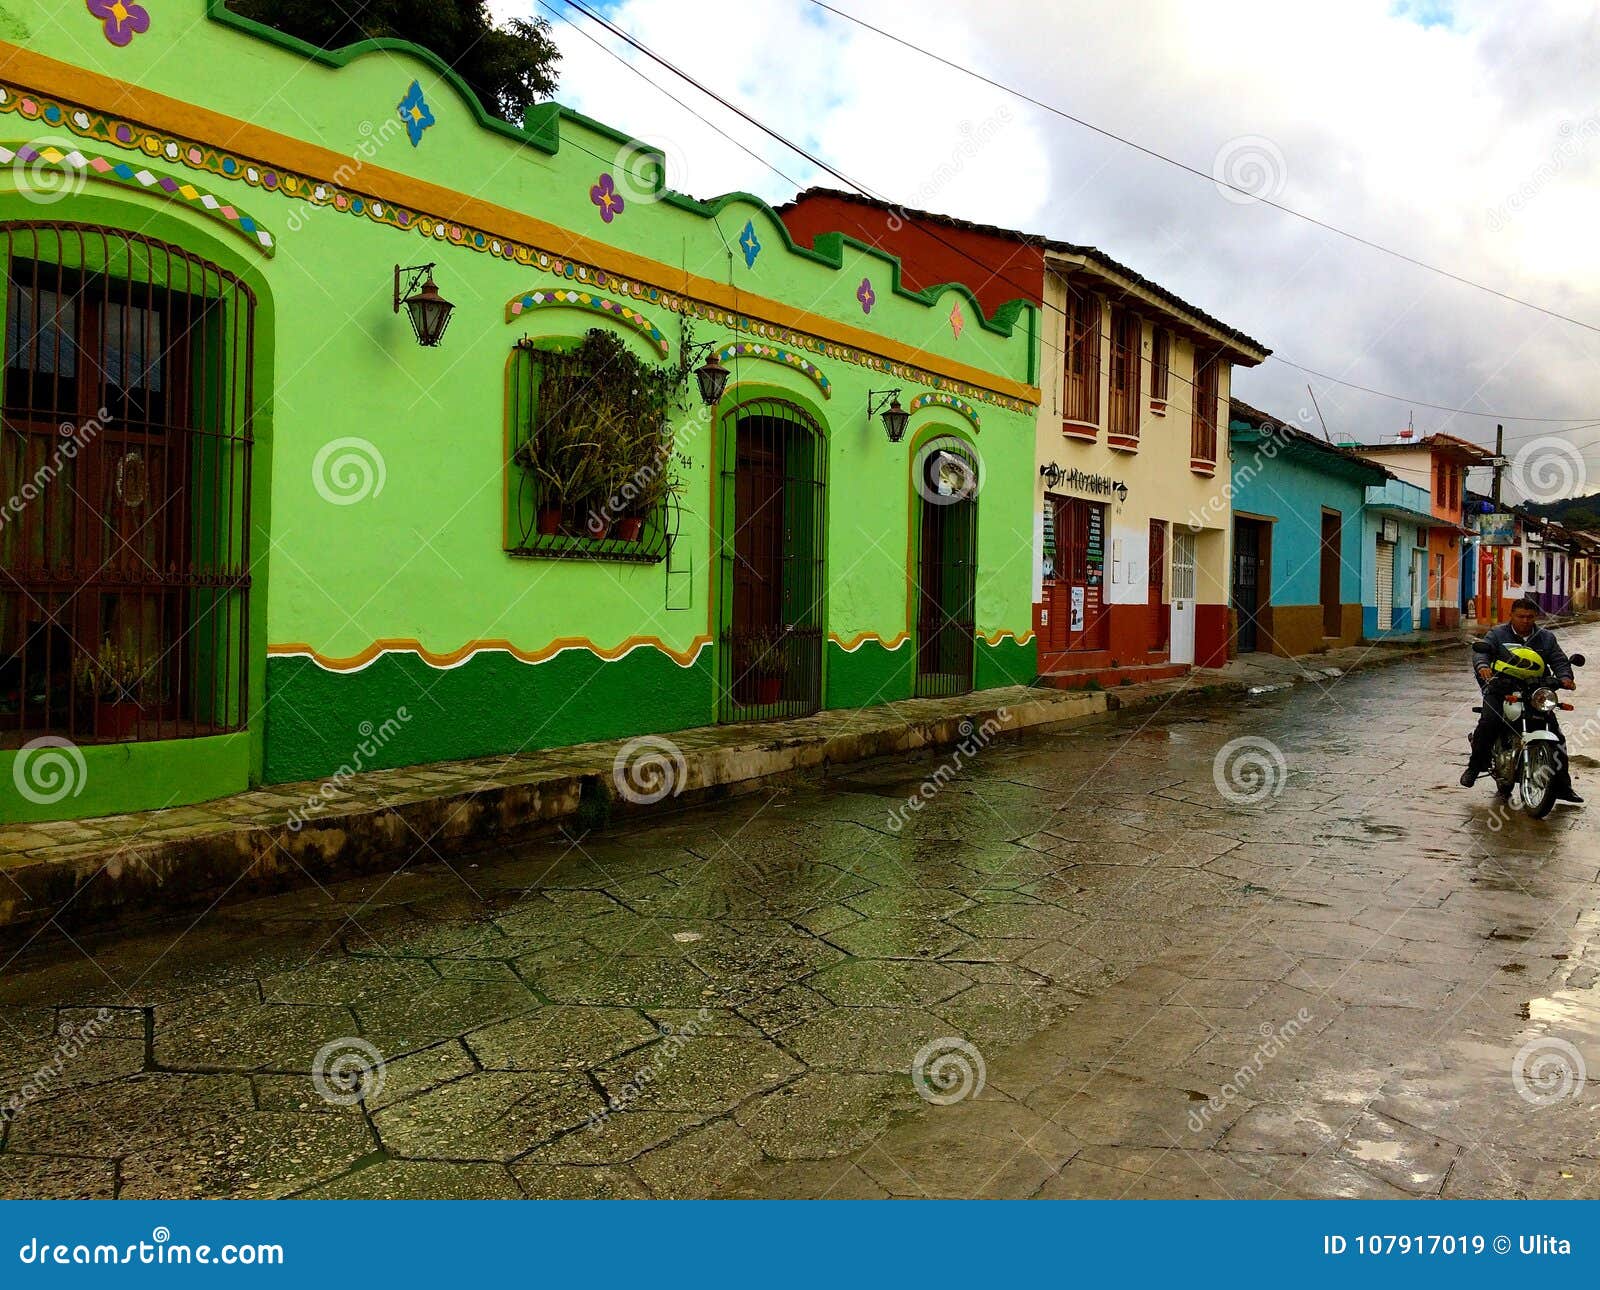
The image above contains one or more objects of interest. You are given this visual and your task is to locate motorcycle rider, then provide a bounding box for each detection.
[1460,597,1581,803]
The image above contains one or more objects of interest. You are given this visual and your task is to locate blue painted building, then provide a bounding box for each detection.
[1359,477,1435,636]
[1228,402,1387,655]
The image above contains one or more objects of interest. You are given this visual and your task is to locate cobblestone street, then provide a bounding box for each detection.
[4,628,1600,1199]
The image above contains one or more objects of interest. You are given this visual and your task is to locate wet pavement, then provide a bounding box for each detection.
[4,627,1600,1199]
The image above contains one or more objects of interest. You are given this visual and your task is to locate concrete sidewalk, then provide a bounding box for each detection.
[0,635,1468,936]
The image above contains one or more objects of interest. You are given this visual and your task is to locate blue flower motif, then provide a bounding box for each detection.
[397,80,435,148]
[739,219,761,268]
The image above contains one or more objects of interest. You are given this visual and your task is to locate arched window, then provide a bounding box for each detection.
[1,222,254,745]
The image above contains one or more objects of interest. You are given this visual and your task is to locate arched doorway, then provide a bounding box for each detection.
[913,437,978,698]
[0,222,256,746]
[715,397,825,721]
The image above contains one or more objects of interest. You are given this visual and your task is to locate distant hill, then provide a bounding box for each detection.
[1526,492,1600,530]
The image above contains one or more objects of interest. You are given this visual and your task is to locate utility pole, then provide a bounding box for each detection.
[1491,424,1505,622]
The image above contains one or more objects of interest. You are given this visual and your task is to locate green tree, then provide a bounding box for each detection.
[227,0,560,124]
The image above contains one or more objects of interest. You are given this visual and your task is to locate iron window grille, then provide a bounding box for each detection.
[0,222,254,748]
[505,337,676,564]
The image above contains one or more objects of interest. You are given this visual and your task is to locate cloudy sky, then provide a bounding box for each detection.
[491,0,1600,500]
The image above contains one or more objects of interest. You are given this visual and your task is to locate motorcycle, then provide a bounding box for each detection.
[1471,641,1586,818]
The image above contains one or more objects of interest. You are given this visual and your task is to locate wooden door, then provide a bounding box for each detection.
[1320,510,1342,637]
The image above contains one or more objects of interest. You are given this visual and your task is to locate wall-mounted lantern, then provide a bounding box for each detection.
[1040,462,1065,489]
[868,388,909,443]
[695,352,730,407]
[394,263,454,347]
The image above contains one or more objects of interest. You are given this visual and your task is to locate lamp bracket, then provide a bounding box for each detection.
[866,388,903,419]
[394,262,438,313]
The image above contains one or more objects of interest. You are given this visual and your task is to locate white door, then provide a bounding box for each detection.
[1171,531,1197,664]
[1411,549,1427,626]
[1375,539,1394,631]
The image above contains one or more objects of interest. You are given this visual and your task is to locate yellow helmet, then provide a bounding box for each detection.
[1493,645,1546,680]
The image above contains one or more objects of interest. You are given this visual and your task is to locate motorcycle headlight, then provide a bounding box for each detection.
[1531,687,1559,713]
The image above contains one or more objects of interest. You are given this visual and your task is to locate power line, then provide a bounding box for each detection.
[805,0,1600,340]
[554,0,1600,432]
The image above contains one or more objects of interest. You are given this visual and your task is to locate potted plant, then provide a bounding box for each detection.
[75,641,157,740]
[744,625,789,706]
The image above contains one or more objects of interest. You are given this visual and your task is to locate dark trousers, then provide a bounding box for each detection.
[1468,693,1572,793]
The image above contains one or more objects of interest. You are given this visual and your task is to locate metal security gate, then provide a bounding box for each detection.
[717,398,824,721]
[1,223,254,746]
[914,440,977,698]
[1375,539,1395,631]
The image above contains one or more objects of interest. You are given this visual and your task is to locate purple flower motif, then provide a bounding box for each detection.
[86,0,149,47]
[857,277,876,315]
[591,173,624,223]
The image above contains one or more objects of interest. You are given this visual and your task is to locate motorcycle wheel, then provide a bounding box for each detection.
[1520,743,1562,819]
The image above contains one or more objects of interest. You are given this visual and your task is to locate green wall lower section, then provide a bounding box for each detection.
[825,639,914,710]
[975,636,1039,692]
[2,732,250,824]
[264,646,716,784]
[265,634,1038,786]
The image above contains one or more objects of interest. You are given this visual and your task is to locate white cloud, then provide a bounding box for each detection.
[495,0,1600,496]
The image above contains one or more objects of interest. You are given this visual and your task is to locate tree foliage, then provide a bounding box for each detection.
[227,0,560,124]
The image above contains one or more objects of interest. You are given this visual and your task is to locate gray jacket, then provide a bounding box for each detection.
[1471,623,1572,687]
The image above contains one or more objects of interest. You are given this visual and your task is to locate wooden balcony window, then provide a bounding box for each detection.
[1107,308,1141,448]
[1061,286,1100,435]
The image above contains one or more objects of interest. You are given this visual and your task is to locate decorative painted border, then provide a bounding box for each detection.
[507,287,668,358]
[829,631,910,652]
[977,628,1037,647]
[269,634,712,674]
[717,341,831,399]
[908,390,980,431]
[0,79,1035,415]
[0,140,274,255]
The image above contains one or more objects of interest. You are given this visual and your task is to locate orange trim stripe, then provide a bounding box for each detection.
[269,635,711,673]
[829,631,911,652]
[1,45,1040,407]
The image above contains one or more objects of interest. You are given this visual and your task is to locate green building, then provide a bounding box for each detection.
[0,1,1042,822]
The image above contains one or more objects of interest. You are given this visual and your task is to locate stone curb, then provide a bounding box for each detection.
[0,633,1494,938]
